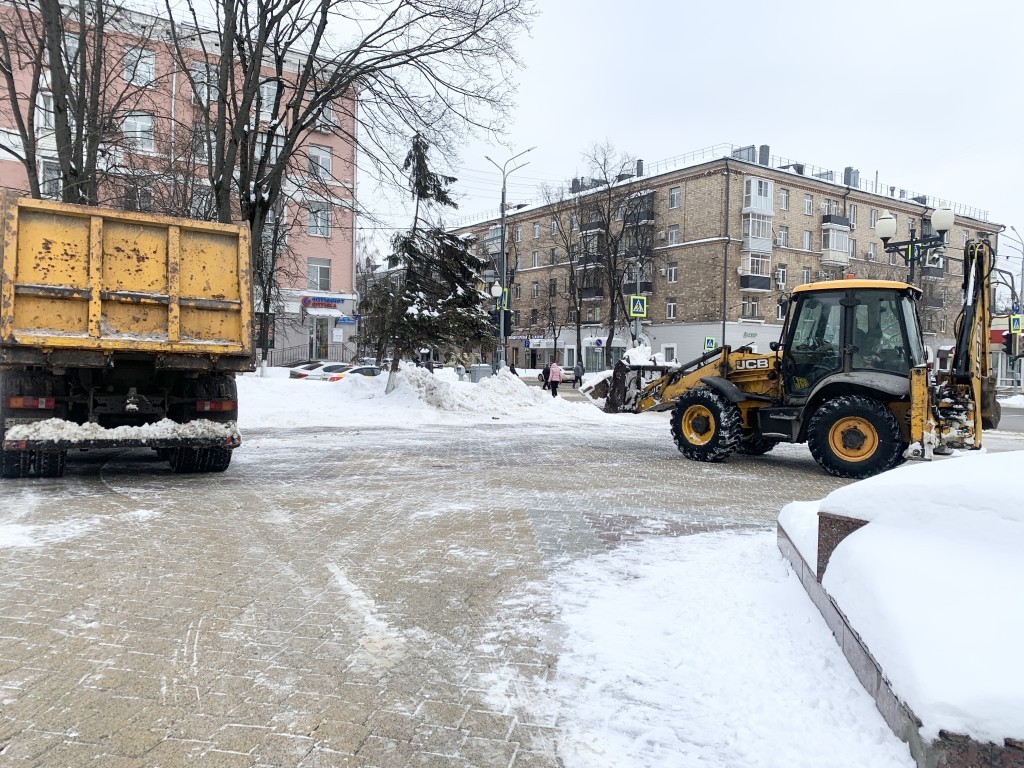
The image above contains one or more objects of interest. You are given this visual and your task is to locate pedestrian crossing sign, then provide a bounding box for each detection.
[704,337,716,351]
[1012,315,1022,334]
[629,295,647,318]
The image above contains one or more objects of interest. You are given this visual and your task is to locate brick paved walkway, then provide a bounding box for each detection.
[0,418,907,766]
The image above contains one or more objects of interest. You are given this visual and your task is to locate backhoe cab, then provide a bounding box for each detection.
[603,240,998,479]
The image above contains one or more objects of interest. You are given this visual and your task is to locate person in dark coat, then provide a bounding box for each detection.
[572,361,585,388]
[541,363,551,390]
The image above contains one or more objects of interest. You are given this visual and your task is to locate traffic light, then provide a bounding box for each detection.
[1002,331,1018,359]
[501,309,512,335]
[488,310,513,337]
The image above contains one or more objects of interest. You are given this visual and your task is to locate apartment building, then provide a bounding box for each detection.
[0,3,358,362]
[456,144,1000,370]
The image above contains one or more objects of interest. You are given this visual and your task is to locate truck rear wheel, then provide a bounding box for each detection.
[670,387,741,462]
[1,450,31,479]
[204,448,232,473]
[36,451,66,478]
[168,447,203,474]
[808,395,901,479]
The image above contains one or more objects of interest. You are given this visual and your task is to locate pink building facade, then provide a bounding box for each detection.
[0,5,358,362]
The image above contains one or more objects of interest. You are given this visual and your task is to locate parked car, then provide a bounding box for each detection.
[290,363,352,380]
[327,365,382,382]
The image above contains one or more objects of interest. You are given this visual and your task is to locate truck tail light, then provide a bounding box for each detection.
[195,399,237,412]
[5,396,55,410]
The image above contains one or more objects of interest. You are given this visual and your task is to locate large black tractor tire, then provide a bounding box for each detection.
[807,395,902,479]
[670,387,742,462]
[737,435,780,455]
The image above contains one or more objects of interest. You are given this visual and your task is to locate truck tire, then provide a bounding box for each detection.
[737,435,779,455]
[204,448,232,473]
[168,447,203,474]
[1,450,31,479]
[670,387,742,462]
[36,451,66,478]
[808,395,901,479]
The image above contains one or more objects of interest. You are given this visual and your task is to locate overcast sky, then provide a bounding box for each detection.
[363,0,1024,269]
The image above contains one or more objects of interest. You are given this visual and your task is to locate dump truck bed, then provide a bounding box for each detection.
[0,191,252,364]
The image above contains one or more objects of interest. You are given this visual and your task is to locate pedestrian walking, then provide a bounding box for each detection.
[542,363,550,390]
[548,360,563,397]
[509,362,518,376]
[572,361,584,389]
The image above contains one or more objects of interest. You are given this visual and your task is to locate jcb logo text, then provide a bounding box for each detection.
[734,359,770,370]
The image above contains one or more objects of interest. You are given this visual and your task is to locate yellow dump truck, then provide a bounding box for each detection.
[0,191,253,477]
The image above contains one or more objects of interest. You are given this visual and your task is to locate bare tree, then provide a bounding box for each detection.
[0,0,164,203]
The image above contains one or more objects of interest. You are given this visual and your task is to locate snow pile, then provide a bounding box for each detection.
[4,418,238,442]
[998,394,1024,407]
[548,532,913,768]
[782,452,1024,744]
[238,366,606,429]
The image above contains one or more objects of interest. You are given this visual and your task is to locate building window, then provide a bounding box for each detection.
[747,252,770,277]
[614,203,624,221]
[907,217,916,235]
[568,308,577,323]
[570,214,578,231]
[308,145,332,179]
[530,308,538,325]
[40,158,61,198]
[888,245,897,266]
[666,297,677,320]
[123,112,155,152]
[867,242,876,261]
[779,188,789,211]
[307,257,330,290]
[514,310,521,326]
[312,96,336,130]
[533,222,540,239]
[124,47,155,86]
[551,218,558,235]
[962,229,970,246]
[741,296,759,318]
[663,345,676,361]
[743,214,771,241]
[776,264,787,287]
[849,204,858,227]
[515,225,522,242]
[822,228,849,253]
[307,202,330,237]
[191,62,219,105]
[802,230,812,250]
[36,91,55,129]
[549,278,557,297]
[531,281,539,298]
[803,194,813,215]
[849,239,857,259]
[870,209,878,228]
[259,80,278,122]
[669,186,680,209]
[548,306,556,323]
[743,178,773,211]
[777,225,789,247]
[514,284,521,300]
[586,306,602,323]
[256,131,283,164]
[550,248,557,265]
[532,250,540,268]
[802,266,811,283]
[667,262,678,283]
[667,224,679,245]
[777,301,786,320]
[123,185,153,212]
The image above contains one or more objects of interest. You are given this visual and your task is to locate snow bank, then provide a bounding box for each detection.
[238,366,609,429]
[998,394,1024,407]
[786,452,1024,744]
[549,532,912,768]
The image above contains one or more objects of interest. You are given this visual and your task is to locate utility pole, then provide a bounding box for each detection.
[486,147,536,369]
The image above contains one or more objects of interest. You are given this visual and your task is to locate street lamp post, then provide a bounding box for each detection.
[876,207,954,284]
[485,147,536,368]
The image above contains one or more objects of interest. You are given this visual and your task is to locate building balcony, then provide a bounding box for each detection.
[624,210,655,226]
[739,274,772,292]
[741,235,773,253]
[820,249,850,268]
[921,297,943,309]
[579,220,604,233]
[822,214,851,228]
[920,265,946,281]
[580,286,604,299]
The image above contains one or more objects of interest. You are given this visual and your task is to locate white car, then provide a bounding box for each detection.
[289,363,353,380]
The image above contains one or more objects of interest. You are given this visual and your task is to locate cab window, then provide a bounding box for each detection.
[786,292,843,395]
[851,291,909,374]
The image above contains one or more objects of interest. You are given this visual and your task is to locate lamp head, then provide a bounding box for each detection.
[490,282,503,298]
[931,207,954,235]
[876,211,897,245]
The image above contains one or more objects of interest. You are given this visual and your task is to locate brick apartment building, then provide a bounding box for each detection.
[454,143,1001,372]
[0,3,358,363]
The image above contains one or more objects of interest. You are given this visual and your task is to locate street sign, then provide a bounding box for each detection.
[1011,315,1022,334]
[629,295,647,318]
[595,339,603,348]
[704,337,715,351]
[523,339,531,349]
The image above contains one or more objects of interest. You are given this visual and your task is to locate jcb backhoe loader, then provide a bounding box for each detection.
[602,239,1000,479]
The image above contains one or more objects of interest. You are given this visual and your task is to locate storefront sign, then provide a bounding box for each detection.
[301,295,345,308]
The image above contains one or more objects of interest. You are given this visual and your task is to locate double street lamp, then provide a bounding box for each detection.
[485,146,536,368]
[876,207,954,283]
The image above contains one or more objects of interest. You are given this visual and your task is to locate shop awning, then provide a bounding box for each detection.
[304,307,345,318]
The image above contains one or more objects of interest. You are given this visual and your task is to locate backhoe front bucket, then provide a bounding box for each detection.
[603,360,644,413]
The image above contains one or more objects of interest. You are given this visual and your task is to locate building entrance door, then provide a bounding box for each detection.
[309,318,330,360]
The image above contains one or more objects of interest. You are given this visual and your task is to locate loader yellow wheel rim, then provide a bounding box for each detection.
[828,417,878,462]
[682,405,716,446]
